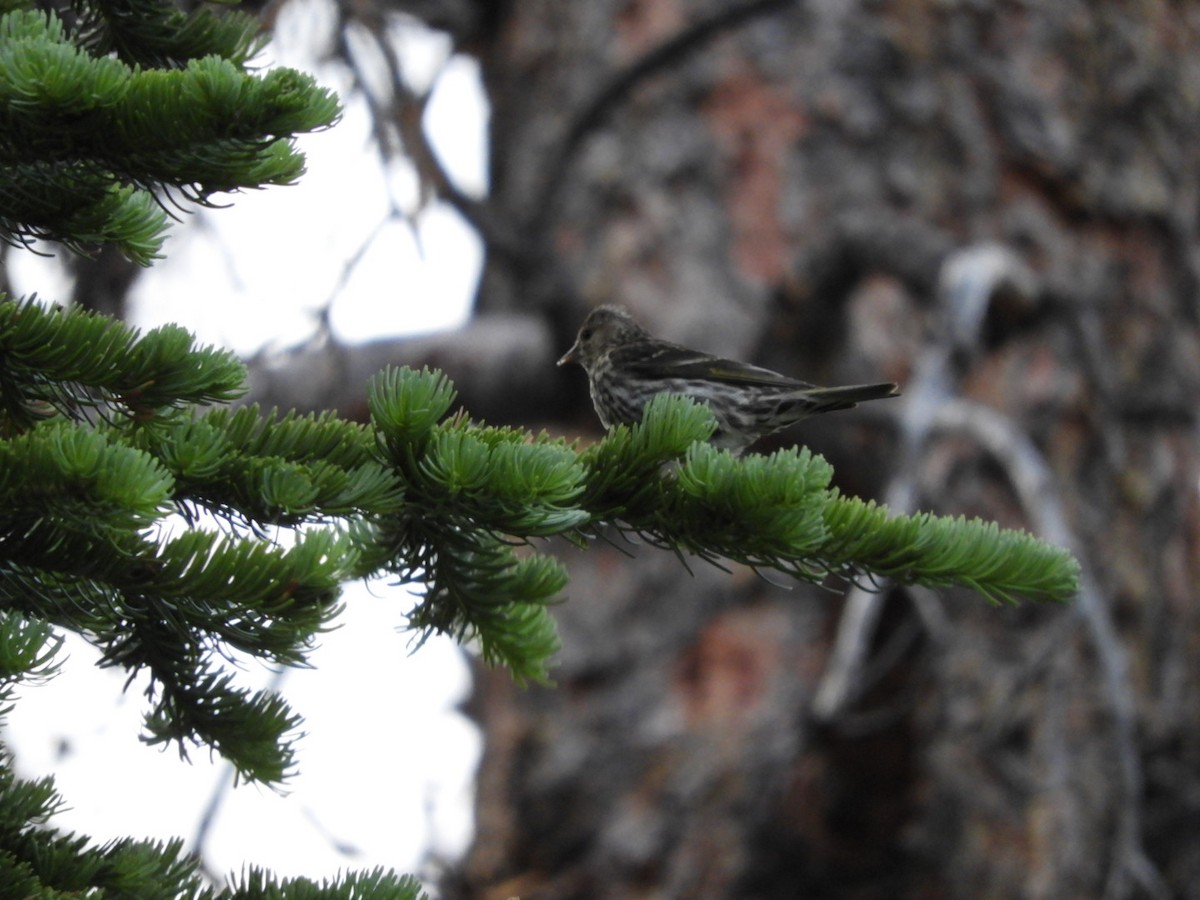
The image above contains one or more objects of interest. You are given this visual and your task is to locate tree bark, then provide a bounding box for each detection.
[425,2,1200,899]
[56,0,1200,896]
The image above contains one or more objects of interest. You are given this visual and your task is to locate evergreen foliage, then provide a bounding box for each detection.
[0,1,338,263]
[0,299,1080,893]
[0,0,1079,892]
[1,297,1079,740]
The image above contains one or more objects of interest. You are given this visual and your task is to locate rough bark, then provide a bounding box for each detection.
[45,0,1200,896]
[425,2,1200,899]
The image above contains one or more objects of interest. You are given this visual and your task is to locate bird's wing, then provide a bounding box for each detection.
[618,342,810,388]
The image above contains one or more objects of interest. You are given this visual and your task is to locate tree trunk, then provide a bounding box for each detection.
[433,2,1200,898]
[44,0,1198,895]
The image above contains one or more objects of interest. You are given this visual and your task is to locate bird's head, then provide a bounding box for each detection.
[557,305,647,371]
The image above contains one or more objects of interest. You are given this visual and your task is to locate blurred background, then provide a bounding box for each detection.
[4,1,1200,898]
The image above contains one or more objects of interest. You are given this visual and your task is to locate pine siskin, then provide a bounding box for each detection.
[558,305,899,455]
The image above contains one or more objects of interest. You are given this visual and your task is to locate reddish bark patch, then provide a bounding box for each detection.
[702,68,808,285]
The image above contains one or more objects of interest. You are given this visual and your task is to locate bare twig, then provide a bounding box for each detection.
[391,63,525,263]
[931,399,1168,900]
[333,2,524,267]
[813,243,1033,719]
[242,310,558,424]
[813,236,1165,894]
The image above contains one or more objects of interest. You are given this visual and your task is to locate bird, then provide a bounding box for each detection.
[557,305,899,455]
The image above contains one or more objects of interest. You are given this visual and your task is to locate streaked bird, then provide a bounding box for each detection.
[558,305,899,454]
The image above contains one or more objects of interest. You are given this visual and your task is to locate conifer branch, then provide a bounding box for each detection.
[0,0,433,891]
[0,312,1078,891]
[0,6,339,263]
[363,369,1080,684]
[0,300,1080,774]
[0,0,1081,881]
[81,0,266,67]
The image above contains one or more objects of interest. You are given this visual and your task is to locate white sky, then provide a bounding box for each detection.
[3,0,488,889]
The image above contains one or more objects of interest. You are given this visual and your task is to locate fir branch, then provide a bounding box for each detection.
[78,0,266,69]
[565,393,1080,603]
[0,356,1079,817]
[204,405,377,468]
[0,455,354,783]
[0,8,339,261]
[150,529,348,659]
[228,867,426,899]
[818,495,1082,605]
[0,422,174,529]
[0,164,167,264]
[0,298,246,426]
[368,367,577,682]
[578,391,716,521]
[139,668,304,785]
[143,405,405,526]
[362,368,1079,684]
[405,530,565,684]
[662,442,835,568]
[0,611,62,687]
[0,26,338,186]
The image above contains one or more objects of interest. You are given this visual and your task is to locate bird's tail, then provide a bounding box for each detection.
[796,382,900,414]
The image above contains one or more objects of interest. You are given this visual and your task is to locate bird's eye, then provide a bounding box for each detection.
[580,328,594,341]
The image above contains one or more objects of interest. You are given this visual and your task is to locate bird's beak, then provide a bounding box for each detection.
[557,342,579,366]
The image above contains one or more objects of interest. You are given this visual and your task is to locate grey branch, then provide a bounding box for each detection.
[242,312,562,426]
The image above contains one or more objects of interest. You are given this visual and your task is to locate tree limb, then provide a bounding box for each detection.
[241,311,563,426]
